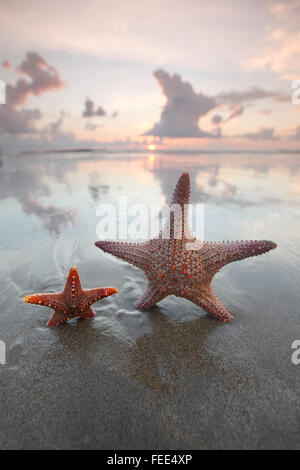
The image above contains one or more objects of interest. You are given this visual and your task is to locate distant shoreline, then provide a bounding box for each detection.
[19,147,300,156]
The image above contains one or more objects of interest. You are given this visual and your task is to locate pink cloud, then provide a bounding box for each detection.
[5,52,66,108]
[0,52,66,135]
[2,59,13,70]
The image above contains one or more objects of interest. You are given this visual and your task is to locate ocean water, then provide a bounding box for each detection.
[0,151,299,449]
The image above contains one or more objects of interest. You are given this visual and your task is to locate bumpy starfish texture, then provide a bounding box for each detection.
[24,266,118,327]
[95,173,277,322]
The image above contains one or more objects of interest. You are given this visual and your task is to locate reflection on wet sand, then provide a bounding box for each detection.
[88,184,109,202]
[22,196,77,235]
[147,153,300,208]
[41,304,221,395]
[1,152,300,231]
[0,157,77,235]
[130,311,222,393]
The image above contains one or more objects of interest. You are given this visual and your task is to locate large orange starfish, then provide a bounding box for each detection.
[95,172,277,322]
[24,266,118,327]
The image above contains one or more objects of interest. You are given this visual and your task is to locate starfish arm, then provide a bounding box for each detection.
[47,311,69,327]
[24,292,65,311]
[187,287,232,322]
[161,172,192,241]
[135,284,167,310]
[83,287,118,306]
[79,307,95,319]
[171,172,190,207]
[95,240,151,269]
[200,240,277,272]
[63,266,82,292]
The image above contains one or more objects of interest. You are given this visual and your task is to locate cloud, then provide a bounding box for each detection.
[212,105,244,126]
[144,70,290,139]
[2,59,12,70]
[0,52,66,135]
[246,1,300,80]
[85,122,99,131]
[216,87,288,105]
[40,111,75,142]
[238,127,278,140]
[211,114,223,126]
[227,105,245,121]
[82,98,106,117]
[143,69,217,138]
[0,106,41,134]
[289,126,300,140]
[5,52,65,108]
[211,86,289,128]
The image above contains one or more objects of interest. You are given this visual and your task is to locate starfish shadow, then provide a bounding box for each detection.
[46,303,226,395]
[48,317,127,364]
[129,307,224,394]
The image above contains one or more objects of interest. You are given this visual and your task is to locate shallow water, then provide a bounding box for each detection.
[0,151,299,449]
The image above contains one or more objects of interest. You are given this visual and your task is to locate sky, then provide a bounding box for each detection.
[1,0,300,152]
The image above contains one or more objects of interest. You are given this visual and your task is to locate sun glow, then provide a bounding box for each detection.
[148,144,156,151]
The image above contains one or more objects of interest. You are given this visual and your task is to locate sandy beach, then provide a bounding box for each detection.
[0,151,299,449]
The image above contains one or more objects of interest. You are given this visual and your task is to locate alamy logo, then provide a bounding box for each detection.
[96,199,204,249]
[0,80,5,104]
[291,80,300,105]
[0,340,6,365]
[291,340,300,365]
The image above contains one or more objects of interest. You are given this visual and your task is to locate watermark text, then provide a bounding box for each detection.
[0,340,6,365]
[291,340,300,365]
[96,198,204,249]
[291,80,300,104]
[0,80,5,104]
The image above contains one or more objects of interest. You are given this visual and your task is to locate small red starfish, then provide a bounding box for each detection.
[95,172,277,322]
[24,266,118,327]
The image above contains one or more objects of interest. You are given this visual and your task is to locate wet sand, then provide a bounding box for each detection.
[0,152,299,449]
